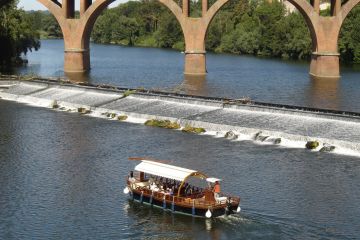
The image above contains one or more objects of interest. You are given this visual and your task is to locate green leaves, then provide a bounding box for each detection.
[339,5,360,63]
[210,0,311,60]
[112,16,139,46]
[0,1,40,67]
[91,1,183,48]
[154,11,183,49]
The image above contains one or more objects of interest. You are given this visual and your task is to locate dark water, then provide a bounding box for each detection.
[0,100,360,239]
[15,39,360,112]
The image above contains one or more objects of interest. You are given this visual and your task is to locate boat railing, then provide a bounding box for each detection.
[134,186,239,209]
[126,177,240,208]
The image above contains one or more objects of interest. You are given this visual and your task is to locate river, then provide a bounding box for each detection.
[1,40,360,239]
[14,39,360,113]
[0,100,359,239]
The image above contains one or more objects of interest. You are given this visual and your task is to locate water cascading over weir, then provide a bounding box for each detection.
[1,79,360,156]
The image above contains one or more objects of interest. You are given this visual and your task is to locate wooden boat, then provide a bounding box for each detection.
[123,158,241,218]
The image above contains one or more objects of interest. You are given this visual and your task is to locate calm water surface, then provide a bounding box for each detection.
[15,39,360,112]
[0,101,359,239]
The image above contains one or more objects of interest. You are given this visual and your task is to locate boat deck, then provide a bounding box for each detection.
[128,179,240,210]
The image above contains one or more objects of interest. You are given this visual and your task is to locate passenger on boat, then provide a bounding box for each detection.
[185,184,189,194]
[213,181,221,198]
[129,171,136,183]
[150,182,159,191]
[169,186,174,196]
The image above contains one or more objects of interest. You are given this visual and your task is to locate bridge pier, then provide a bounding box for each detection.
[64,48,90,73]
[184,52,207,75]
[160,0,228,76]
[310,52,340,79]
[37,0,114,76]
[308,16,341,79]
[61,22,92,73]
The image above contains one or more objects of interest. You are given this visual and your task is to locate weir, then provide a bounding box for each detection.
[1,79,360,155]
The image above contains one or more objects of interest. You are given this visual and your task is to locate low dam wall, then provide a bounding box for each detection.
[1,79,360,156]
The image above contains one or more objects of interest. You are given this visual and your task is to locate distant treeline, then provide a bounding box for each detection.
[88,0,360,62]
[3,0,360,67]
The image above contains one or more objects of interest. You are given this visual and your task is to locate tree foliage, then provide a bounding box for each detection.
[21,9,62,39]
[339,5,360,63]
[0,0,40,67]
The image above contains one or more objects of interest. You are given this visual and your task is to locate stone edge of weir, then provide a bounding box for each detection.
[1,78,360,156]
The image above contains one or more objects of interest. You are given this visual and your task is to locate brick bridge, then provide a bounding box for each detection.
[28,0,360,79]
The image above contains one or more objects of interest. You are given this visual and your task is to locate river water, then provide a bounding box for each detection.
[15,39,360,113]
[0,100,360,239]
[1,40,360,239]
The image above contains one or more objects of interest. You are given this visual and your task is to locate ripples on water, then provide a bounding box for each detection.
[15,39,360,112]
[0,101,360,239]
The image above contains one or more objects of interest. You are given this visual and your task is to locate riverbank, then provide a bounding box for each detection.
[1,78,360,156]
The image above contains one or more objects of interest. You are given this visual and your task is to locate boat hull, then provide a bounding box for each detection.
[127,189,238,218]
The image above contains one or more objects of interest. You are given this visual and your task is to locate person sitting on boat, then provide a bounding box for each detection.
[169,186,174,196]
[185,184,192,196]
[213,181,221,198]
[129,171,136,183]
[150,182,159,191]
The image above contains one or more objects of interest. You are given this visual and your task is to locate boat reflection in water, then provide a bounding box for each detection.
[123,158,241,218]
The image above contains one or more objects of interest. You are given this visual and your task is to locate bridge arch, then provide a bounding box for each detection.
[5,0,360,79]
[285,0,318,50]
[34,0,230,76]
[158,0,230,75]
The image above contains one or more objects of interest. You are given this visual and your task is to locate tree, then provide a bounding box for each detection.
[154,11,183,48]
[0,0,40,67]
[112,16,139,45]
[339,5,360,63]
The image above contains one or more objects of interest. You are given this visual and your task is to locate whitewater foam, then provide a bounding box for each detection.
[1,80,360,157]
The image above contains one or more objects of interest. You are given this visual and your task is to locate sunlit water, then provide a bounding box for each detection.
[14,39,360,112]
[0,101,359,239]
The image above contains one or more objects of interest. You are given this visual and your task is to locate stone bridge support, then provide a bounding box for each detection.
[289,0,360,79]
[159,0,228,75]
[37,0,114,73]
[309,17,341,79]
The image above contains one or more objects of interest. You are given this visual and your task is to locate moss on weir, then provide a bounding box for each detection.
[118,115,128,121]
[181,125,206,134]
[306,140,319,149]
[144,119,180,129]
[77,107,91,114]
[122,90,137,98]
[106,113,117,118]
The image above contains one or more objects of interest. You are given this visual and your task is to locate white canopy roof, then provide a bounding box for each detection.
[206,177,222,183]
[134,160,199,181]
